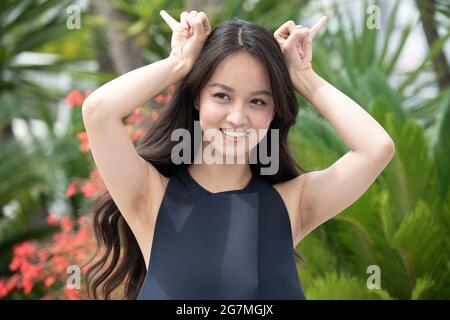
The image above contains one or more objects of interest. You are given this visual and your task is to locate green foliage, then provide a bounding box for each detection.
[311,0,449,127]
[294,100,450,299]
[305,271,393,300]
[1,0,74,107]
[108,0,308,63]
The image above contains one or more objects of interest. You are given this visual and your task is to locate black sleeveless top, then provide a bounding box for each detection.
[136,166,306,300]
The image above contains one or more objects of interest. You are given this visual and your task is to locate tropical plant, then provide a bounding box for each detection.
[0,0,83,134]
[310,0,450,129]
[291,84,450,300]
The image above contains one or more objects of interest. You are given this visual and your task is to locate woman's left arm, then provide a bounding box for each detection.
[292,68,395,158]
[274,18,395,243]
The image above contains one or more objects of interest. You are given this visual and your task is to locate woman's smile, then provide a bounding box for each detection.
[220,128,249,142]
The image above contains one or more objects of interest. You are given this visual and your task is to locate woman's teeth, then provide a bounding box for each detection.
[221,128,247,138]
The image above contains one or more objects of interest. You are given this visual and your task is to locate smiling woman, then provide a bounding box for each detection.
[196,51,275,162]
[83,11,310,300]
[82,7,394,300]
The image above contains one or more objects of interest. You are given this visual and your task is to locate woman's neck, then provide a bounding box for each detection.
[186,163,253,193]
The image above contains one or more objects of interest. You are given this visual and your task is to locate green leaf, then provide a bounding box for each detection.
[411,275,435,299]
[305,271,393,299]
[392,200,450,298]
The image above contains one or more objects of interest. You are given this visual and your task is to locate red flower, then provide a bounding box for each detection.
[131,128,145,141]
[154,94,171,104]
[51,256,70,273]
[79,225,90,241]
[151,109,159,121]
[76,131,88,141]
[0,280,7,297]
[0,214,95,299]
[126,108,145,125]
[0,275,19,297]
[77,215,90,225]
[60,216,73,233]
[13,241,36,258]
[65,90,85,108]
[65,182,78,198]
[44,276,56,287]
[9,256,22,272]
[76,132,90,153]
[80,182,98,198]
[76,132,90,152]
[89,170,99,179]
[63,286,81,300]
[47,213,59,226]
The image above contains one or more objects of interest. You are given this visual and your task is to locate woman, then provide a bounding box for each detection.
[82,10,395,300]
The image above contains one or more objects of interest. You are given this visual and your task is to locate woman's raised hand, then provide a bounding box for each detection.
[160,10,212,72]
[274,16,328,72]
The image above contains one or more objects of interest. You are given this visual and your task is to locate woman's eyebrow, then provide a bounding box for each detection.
[207,83,272,97]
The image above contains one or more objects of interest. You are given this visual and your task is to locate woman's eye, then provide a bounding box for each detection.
[213,93,230,101]
[212,93,266,106]
[251,98,267,106]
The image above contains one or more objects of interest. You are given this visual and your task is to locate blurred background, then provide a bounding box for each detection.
[0,0,449,299]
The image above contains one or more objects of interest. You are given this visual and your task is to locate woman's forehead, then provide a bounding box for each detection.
[206,52,271,93]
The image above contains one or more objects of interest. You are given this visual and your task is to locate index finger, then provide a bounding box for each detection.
[160,10,179,30]
[309,16,328,39]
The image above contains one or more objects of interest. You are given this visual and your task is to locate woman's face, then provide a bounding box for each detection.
[196,51,275,162]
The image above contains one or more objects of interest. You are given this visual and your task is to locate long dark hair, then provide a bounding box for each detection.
[85,18,310,300]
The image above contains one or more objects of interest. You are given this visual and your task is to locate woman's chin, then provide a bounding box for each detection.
[208,144,249,163]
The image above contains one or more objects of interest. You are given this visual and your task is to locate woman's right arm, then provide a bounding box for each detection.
[82,10,211,240]
[81,57,188,228]
[82,55,189,121]
[83,9,211,120]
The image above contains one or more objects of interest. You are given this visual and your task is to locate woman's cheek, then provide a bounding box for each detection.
[253,108,274,129]
[200,102,224,127]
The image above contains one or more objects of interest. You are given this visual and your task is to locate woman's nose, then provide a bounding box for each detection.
[226,104,247,127]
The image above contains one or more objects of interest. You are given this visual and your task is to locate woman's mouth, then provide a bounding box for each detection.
[220,128,248,142]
